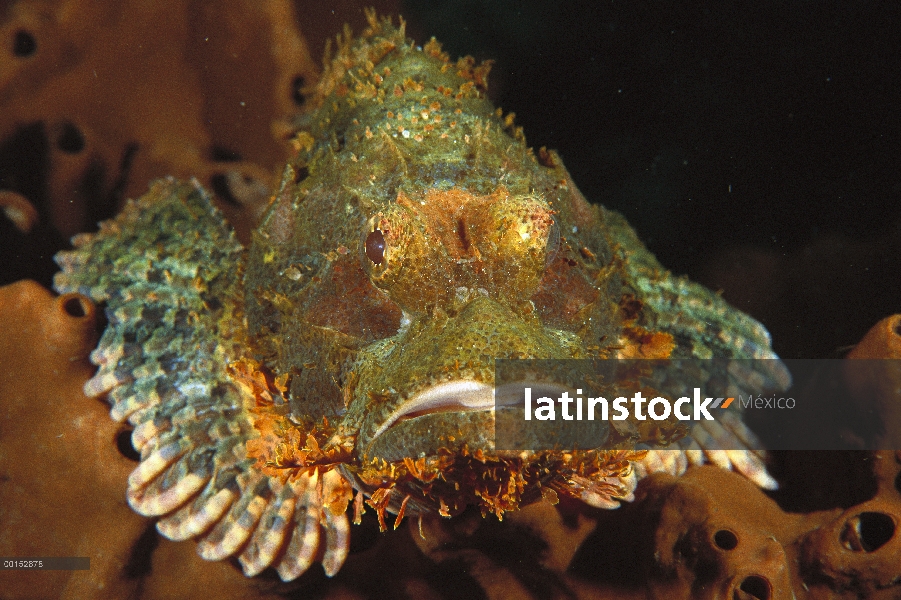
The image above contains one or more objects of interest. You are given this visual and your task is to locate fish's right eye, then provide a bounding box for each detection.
[365,229,386,265]
[361,207,445,313]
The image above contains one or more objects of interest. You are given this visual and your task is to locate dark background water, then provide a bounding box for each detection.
[402,1,901,359]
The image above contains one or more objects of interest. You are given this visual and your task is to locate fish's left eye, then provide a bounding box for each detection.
[365,229,386,265]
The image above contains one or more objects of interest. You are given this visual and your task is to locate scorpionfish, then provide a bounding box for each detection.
[54,13,786,580]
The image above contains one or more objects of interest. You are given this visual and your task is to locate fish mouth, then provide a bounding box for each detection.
[367,380,496,443]
[363,379,579,461]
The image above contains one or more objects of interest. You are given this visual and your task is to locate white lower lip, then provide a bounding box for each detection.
[368,379,574,442]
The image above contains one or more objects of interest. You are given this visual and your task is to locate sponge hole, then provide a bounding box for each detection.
[713,529,738,550]
[115,429,141,462]
[738,575,771,600]
[13,29,36,57]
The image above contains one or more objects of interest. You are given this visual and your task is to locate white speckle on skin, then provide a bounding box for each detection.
[398,311,412,333]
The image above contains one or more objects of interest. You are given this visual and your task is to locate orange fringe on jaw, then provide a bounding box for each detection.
[230,356,645,530]
[230,357,354,482]
[245,413,352,481]
[359,446,644,532]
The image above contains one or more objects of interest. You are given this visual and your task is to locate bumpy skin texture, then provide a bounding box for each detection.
[55,14,784,580]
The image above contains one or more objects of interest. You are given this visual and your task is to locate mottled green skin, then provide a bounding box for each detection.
[244,22,778,463]
[54,179,259,520]
[52,17,784,579]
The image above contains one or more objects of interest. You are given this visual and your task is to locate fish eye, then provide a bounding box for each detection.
[365,229,386,265]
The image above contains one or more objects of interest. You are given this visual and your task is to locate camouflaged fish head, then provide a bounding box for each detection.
[54,14,786,580]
